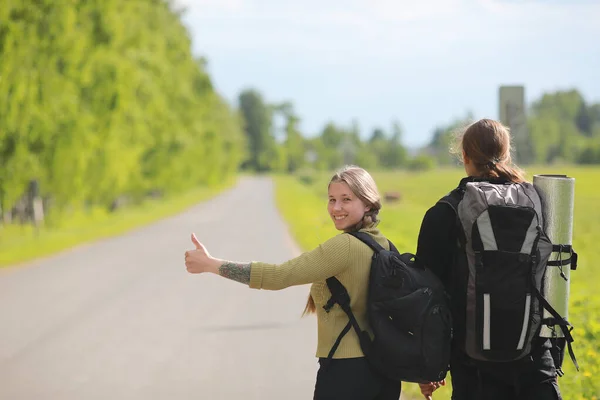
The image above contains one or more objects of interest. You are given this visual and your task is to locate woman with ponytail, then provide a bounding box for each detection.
[416,119,562,400]
[184,165,401,400]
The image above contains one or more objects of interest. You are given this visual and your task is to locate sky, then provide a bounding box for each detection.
[176,0,600,148]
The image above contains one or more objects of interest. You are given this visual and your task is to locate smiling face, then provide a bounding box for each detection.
[327,181,370,232]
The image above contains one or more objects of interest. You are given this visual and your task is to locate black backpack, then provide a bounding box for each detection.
[440,180,578,372]
[323,231,453,383]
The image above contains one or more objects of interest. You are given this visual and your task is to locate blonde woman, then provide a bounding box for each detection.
[184,165,402,400]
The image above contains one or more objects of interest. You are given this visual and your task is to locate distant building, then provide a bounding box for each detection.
[499,86,531,164]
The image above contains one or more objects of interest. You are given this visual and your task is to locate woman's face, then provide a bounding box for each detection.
[327,181,370,231]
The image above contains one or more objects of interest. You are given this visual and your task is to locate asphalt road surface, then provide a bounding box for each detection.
[0,177,413,400]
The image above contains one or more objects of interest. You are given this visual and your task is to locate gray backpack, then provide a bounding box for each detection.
[442,180,578,366]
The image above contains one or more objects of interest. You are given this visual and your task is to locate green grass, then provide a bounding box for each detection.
[0,177,237,267]
[274,166,600,400]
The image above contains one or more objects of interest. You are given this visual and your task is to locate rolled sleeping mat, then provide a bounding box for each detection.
[533,174,576,338]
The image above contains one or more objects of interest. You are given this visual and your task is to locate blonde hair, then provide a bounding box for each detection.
[303,165,381,316]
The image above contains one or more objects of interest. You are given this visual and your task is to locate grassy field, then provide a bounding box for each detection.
[273,166,600,400]
[0,177,237,267]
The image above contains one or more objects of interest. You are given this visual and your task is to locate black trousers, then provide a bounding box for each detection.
[450,339,562,400]
[313,357,401,400]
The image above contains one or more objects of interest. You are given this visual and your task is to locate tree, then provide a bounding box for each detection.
[426,113,473,165]
[369,128,386,144]
[238,89,277,172]
[381,121,408,168]
[279,108,306,173]
[0,0,245,222]
[576,101,592,136]
[528,90,599,164]
[316,123,346,169]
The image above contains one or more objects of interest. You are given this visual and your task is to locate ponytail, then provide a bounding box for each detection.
[484,159,527,183]
[457,119,528,184]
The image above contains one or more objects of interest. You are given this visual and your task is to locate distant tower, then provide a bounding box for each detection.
[499,86,531,164]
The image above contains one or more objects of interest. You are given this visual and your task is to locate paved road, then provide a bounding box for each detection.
[0,177,416,400]
[0,177,319,400]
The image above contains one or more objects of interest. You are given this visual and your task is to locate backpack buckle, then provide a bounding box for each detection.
[323,291,351,313]
[323,299,336,313]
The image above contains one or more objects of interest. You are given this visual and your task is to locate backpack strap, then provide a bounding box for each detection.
[548,244,578,271]
[549,337,567,377]
[438,188,466,246]
[532,280,580,371]
[438,187,464,214]
[322,231,390,364]
[346,231,400,255]
[388,240,399,254]
[346,231,385,252]
[323,277,371,364]
[323,232,400,363]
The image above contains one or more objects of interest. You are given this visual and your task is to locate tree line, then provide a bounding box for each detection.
[2,0,599,225]
[237,87,600,175]
[0,0,246,223]
[236,89,409,174]
[426,90,600,166]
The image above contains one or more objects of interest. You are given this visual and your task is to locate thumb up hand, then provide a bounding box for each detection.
[191,233,205,251]
[185,233,218,274]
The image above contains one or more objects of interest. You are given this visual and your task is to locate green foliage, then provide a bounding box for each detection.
[274,103,306,173]
[424,91,600,167]
[238,89,278,172]
[425,113,474,166]
[233,87,600,177]
[578,142,600,164]
[302,122,409,172]
[0,177,237,267]
[275,166,600,400]
[367,124,408,169]
[315,122,348,169]
[296,167,318,186]
[354,147,380,170]
[527,90,600,165]
[407,154,437,171]
[0,0,244,221]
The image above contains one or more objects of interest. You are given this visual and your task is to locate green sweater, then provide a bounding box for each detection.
[249,222,389,359]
